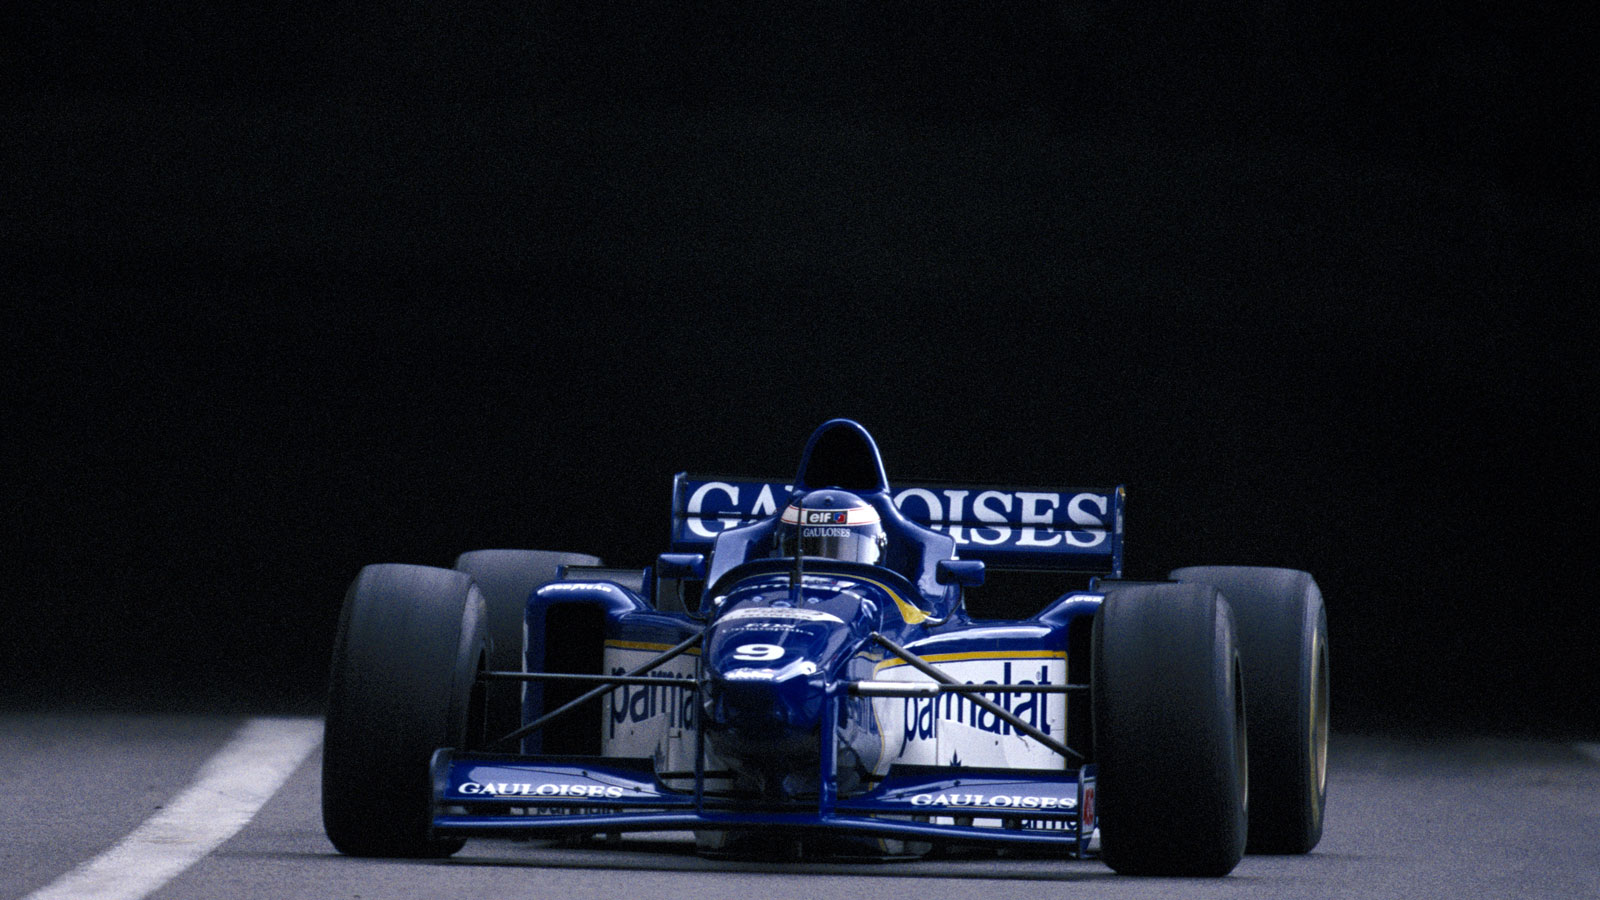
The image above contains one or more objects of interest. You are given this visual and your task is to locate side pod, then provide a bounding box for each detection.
[522,581,649,754]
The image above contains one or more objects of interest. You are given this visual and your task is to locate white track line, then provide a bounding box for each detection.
[24,716,322,900]
[1578,744,1600,766]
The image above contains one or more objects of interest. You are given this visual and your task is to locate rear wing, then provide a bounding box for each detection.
[670,474,1123,576]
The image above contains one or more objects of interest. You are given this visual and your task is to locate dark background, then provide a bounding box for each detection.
[6,2,1595,735]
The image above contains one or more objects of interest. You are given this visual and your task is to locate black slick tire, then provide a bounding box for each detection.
[453,550,601,740]
[1093,581,1248,876]
[1170,566,1329,854]
[322,564,489,857]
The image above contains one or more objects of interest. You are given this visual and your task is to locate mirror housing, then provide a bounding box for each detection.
[656,552,707,580]
[936,558,986,588]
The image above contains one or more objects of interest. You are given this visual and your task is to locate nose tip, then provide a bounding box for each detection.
[702,667,827,740]
[708,673,813,720]
[708,680,787,728]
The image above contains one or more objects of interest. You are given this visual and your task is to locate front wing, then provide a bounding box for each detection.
[432,631,1099,855]
[431,751,1098,855]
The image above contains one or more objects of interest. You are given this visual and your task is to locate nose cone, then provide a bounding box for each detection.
[699,583,879,786]
[701,659,826,762]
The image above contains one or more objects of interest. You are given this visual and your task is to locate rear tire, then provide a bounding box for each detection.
[322,564,489,857]
[1093,581,1248,876]
[1171,566,1329,854]
[453,550,601,739]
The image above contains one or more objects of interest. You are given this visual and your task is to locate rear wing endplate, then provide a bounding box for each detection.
[670,474,1123,576]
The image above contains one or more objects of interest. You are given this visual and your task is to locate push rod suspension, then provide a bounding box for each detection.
[850,681,1087,696]
[480,671,699,688]
[868,632,1084,762]
[490,629,704,749]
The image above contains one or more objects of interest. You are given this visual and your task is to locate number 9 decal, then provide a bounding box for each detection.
[732,643,785,662]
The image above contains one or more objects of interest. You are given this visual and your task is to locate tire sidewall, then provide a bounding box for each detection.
[322,563,488,857]
[1170,566,1328,854]
[1093,581,1248,875]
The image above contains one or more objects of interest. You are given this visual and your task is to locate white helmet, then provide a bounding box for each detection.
[778,489,887,564]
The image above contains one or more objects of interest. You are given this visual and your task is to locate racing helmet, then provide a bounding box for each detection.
[778,489,887,564]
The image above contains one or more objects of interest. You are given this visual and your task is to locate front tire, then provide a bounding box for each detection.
[1171,566,1329,854]
[322,564,489,857]
[1093,581,1248,876]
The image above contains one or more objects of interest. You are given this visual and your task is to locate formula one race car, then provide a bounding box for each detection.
[322,419,1328,876]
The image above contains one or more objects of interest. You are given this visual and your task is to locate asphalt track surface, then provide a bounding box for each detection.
[5,715,1598,900]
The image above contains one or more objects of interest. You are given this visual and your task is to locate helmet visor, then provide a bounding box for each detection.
[780,523,885,564]
[780,492,886,564]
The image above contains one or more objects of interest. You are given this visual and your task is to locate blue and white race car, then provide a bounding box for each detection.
[322,419,1328,876]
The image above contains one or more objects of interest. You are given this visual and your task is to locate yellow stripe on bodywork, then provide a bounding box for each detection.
[604,639,702,655]
[873,649,1067,674]
[810,570,934,625]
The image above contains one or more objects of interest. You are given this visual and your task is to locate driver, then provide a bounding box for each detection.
[776,489,887,564]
